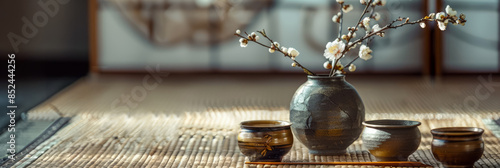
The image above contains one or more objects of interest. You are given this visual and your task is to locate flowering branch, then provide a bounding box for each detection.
[234,2,467,77]
[325,1,466,76]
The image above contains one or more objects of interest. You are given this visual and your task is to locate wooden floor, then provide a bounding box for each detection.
[8,74,500,167]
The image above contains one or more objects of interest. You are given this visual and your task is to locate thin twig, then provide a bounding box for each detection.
[338,4,344,39]
[234,32,316,76]
[342,17,430,68]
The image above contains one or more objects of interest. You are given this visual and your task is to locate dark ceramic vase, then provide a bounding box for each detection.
[290,75,365,155]
[237,120,293,162]
[431,127,484,168]
[362,120,421,161]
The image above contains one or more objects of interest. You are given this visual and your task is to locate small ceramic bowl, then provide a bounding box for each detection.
[431,127,484,168]
[362,120,421,161]
[237,120,293,162]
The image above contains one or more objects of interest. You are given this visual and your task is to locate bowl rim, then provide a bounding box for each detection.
[431,127,484,136]
[362,119,421,128]
[240,120,292,128]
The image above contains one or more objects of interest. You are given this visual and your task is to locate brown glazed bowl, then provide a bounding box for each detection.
[362,120,421,161]
[237,120,293,162]
[431,127,484,168]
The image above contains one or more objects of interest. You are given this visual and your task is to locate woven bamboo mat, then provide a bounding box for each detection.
[10,111,500,168]
[9,74,500,167]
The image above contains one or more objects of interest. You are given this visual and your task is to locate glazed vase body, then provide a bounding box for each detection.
[289,75,365,155]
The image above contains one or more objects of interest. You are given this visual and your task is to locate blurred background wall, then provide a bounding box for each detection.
[96,0,499,74]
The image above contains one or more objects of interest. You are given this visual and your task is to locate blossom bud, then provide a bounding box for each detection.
[341,35,348,40]
[420,22,426,28]
[236,29,241,34]
[269,48,275,53]
[460,13,466,20]
[373,12,381,21]
[291,62,297,67]
[323,61,332,69]
[349,64,356,72]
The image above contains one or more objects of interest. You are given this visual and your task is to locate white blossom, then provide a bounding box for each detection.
[372,24,382,32]
[273,42,280,48]
[445,5,457,16]
[288,48,300,58]
[380,0,386,6]
[372,24,384,37]
[373,12,381,21]
[239,38,248,47]
[436,12,446,20]
[362,17,371,31]
[323,39,346,61]
[291,62,297,67]
[249,32,259,41]
[429,13,435,19]
[236,29,241,34]
[323,61,332,69]
[360,0,366,5]
[332,15,340,23]
[420,22,426,28]
[281,47,288,53]
[438,20,447,31]
[342,5,353,13]
[348,64,356,72]
[336,0,344,3]
[359,45,373,60]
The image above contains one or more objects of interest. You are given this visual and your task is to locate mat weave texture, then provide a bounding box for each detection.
[12,74,500,167]
[11,111,500,168]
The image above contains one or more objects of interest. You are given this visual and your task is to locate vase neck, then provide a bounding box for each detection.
[307,75,345,83]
